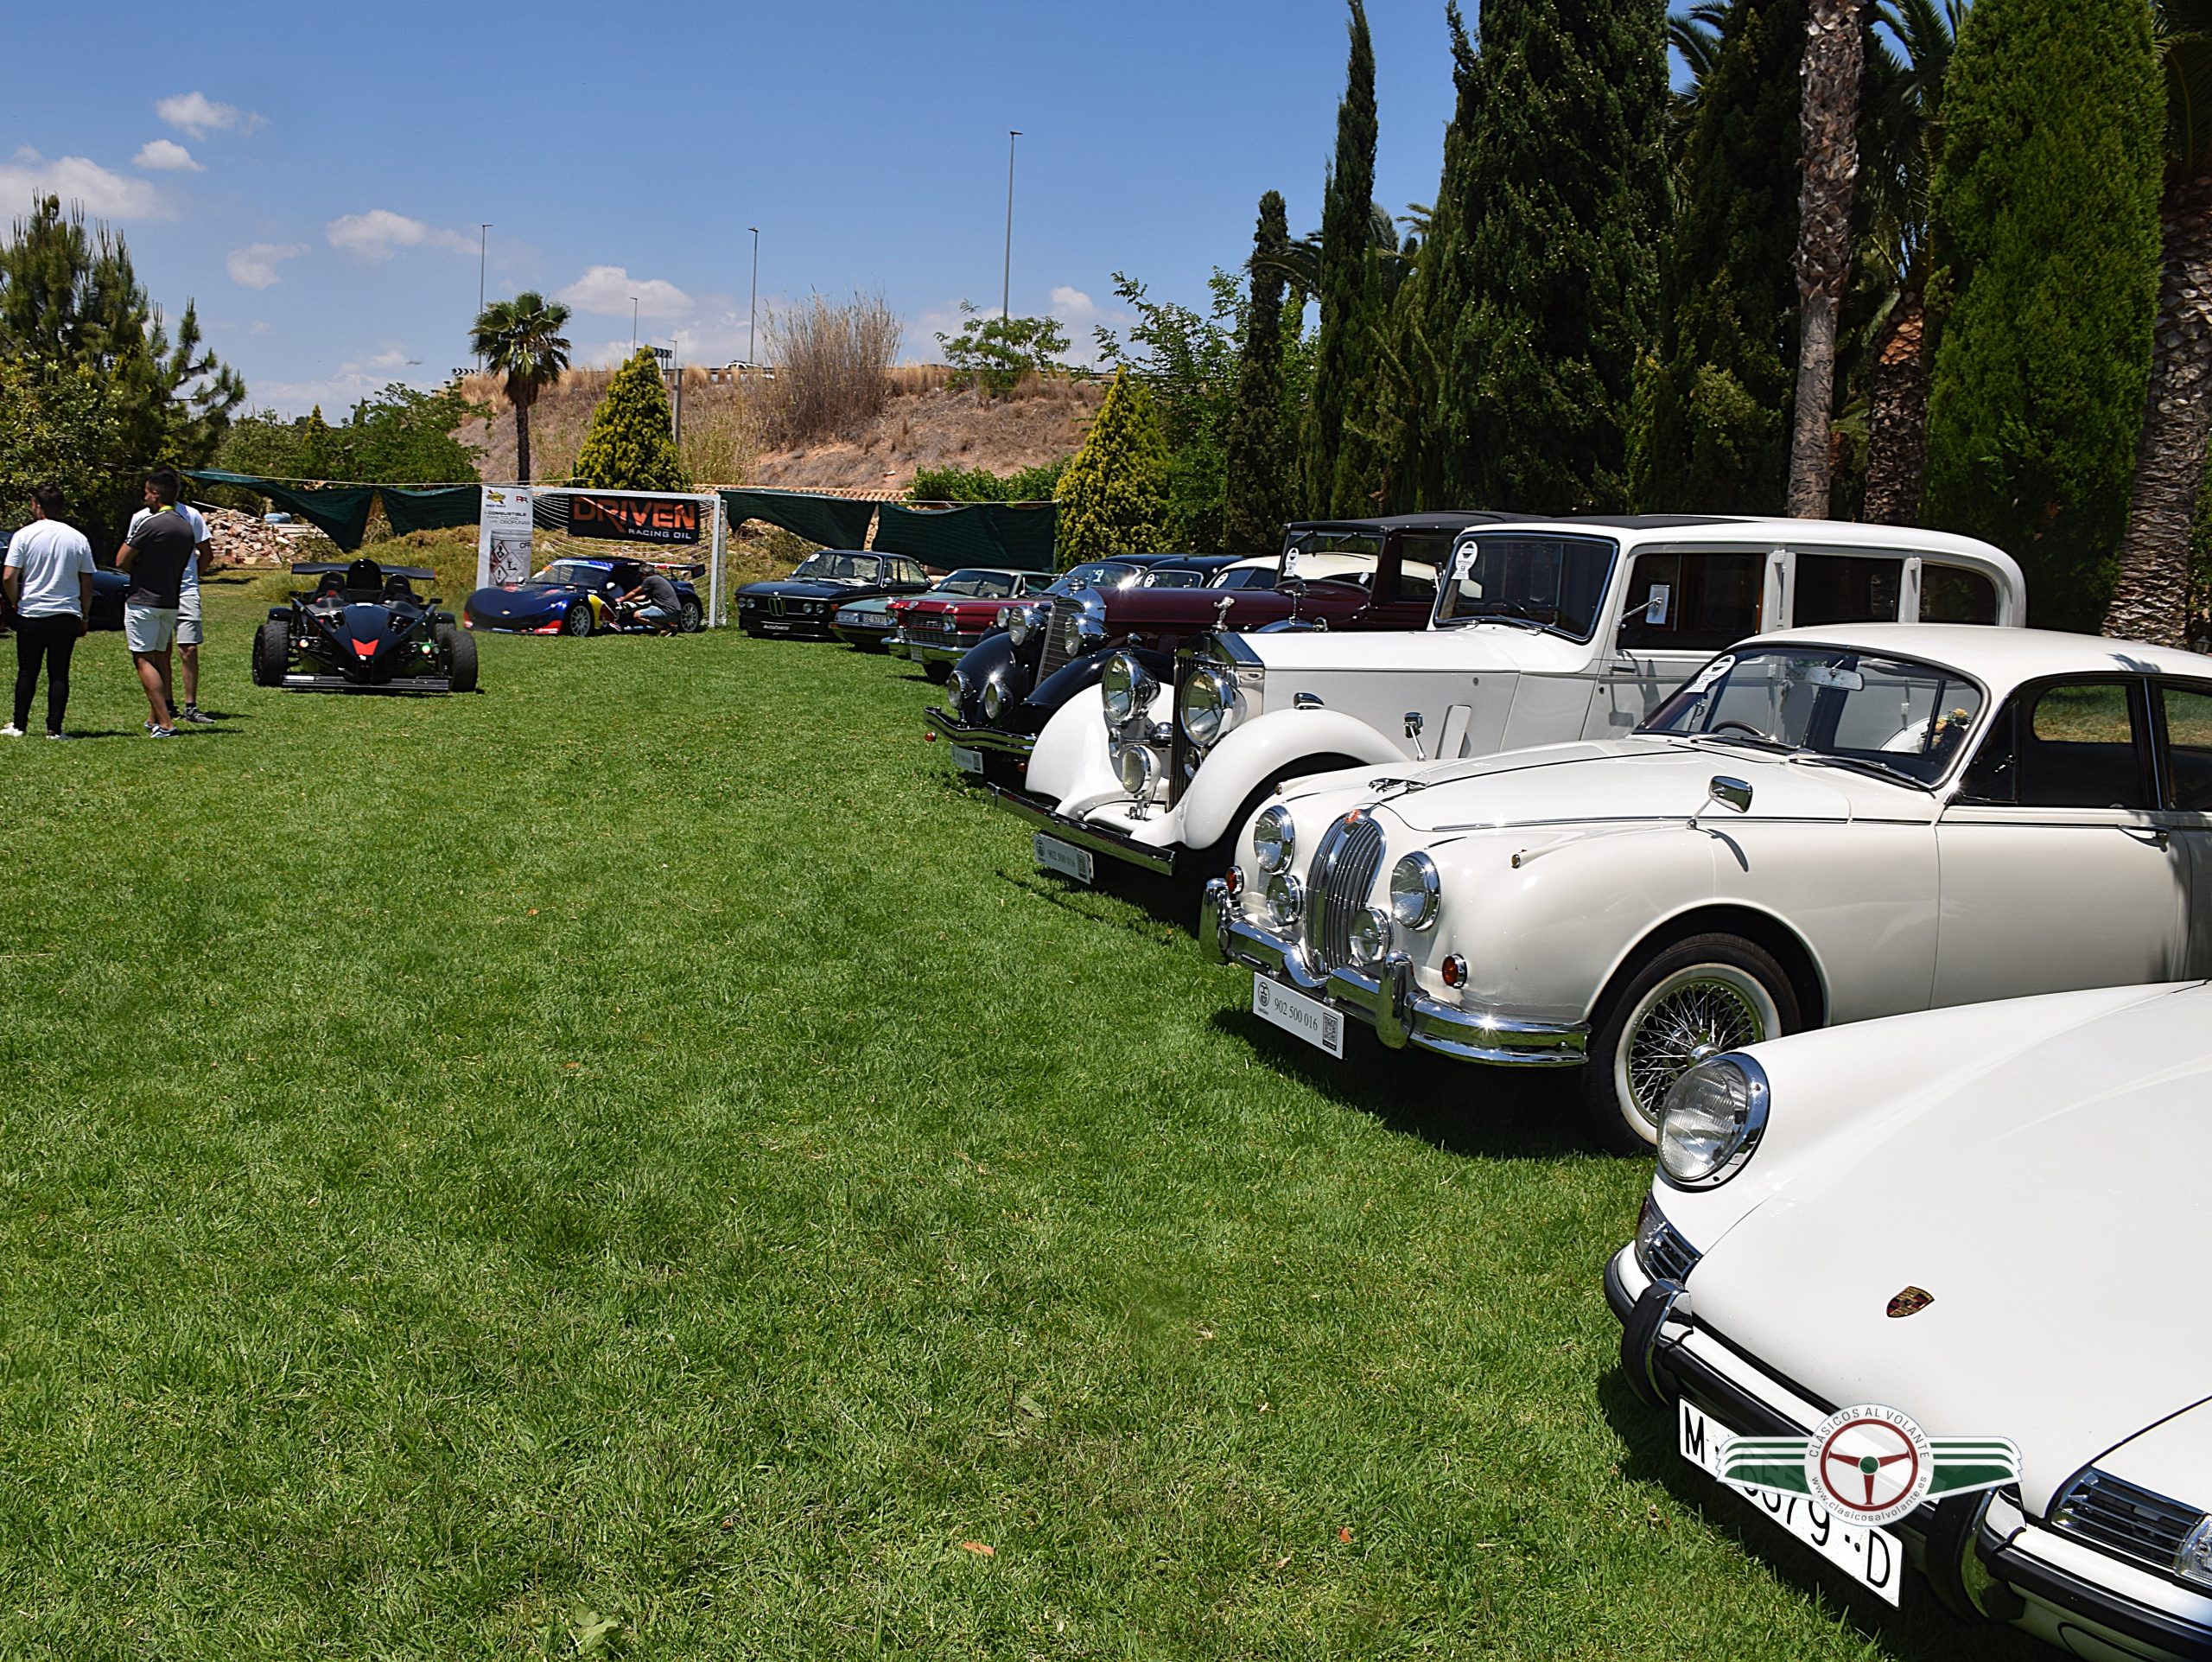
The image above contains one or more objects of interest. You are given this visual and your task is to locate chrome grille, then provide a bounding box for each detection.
[903,613,956,644]
[1304,812,1386,972]
[2052,1470,2199,1572]
[1038,605,1084,679]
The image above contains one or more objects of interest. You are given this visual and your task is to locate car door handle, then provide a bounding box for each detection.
[2120,825,2172,849]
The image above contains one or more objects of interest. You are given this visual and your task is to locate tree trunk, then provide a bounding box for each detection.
[1862,288,1928,524]
[514,397,533,486]
[1785,0,1867,518]
[2105,169,2212,646]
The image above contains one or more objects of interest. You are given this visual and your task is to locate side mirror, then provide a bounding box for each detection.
[1709,775,1753,814]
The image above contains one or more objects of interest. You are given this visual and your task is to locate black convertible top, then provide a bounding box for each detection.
[292,561,437,581]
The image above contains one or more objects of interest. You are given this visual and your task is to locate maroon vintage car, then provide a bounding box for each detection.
[891,567,1046,680]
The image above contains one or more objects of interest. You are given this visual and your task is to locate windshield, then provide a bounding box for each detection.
[1143,567,1208,589]
[1049,561,1140,596]
[533,561,612,588]
[1643,646,1986,786]
[792,553,880,582]
[934,569,1017,598]
[1435,534,1614,640]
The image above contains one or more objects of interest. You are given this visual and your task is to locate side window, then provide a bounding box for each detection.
[1920,564,2000,624]
[1963,680,2153,809]
[1792,552,1903,627]
[1618,551,1765,653]
[2162,682,2212,812]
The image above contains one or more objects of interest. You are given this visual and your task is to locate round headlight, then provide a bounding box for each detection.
[1265,873,1303,927]
[1071,595,1107,646]
[2177,1514,2212,1589]
[982,678,1008,722]
[1346,905,1393,968]
[1389,852,1440,929]
[1102,652,1157,725]
[1008,604,1040,646]
[1657,1055,1770,1188]
[995,605,1012,630]
[1253,805,1296,874]
[1114,742,1157,797]
[947,669,969,707]
[1180,666,1235,747]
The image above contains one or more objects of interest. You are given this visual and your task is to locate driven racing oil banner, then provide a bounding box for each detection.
[563,493,703,545]
[478,486,534,587]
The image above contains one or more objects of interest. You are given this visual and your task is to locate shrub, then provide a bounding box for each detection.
[936,304,1071,397]
[1054,370,1170,565]
[764,292,901,445]
[570,349,690,492]
[909,458,1069,503]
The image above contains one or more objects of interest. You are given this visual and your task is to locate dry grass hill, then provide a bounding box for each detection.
[454,366,1104,497]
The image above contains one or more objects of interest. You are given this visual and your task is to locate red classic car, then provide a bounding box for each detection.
[890,567,1046,680]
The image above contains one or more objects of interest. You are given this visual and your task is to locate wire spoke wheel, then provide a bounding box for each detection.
[1615,965,1780,1130]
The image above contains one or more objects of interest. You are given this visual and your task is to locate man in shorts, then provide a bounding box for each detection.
[129,468,217,723]
[2,484,95,739]
[116,469,199,737]
[620,565,684,634]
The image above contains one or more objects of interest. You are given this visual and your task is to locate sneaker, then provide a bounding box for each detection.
[43,731,71,741]
[0,725,22,738]
[147,725,177,739]
[180,706,217,725]
[144,719,158,735]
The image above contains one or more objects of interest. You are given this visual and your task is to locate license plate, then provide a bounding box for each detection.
[950,745,984,776]
[1252,975,1344,1059]
[1034,833,1093,884]
[1677,1400,1903,1606]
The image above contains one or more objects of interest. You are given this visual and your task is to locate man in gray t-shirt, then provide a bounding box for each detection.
[623,568,683,633]
[117,471,200,735]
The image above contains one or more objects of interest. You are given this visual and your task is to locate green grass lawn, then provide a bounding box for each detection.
[0,584,2036,1659]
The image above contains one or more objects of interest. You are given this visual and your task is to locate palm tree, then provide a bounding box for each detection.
[1856,0,1965,523]
[1785,0,1871,517]
[469,291,572,484]
[2106,0,2212,646]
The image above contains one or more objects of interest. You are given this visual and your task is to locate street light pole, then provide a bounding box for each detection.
[747,226,760,366]
[1002,131,1021,322]
[631,296,639,353]
[476,223,492,369]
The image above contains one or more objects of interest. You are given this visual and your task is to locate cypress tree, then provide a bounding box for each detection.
[1222,191,1300,552]
[1055,368,1172,566]
[570,348,690,492]
[1628,0,1803,512]
[1434,0,1669,513]
[1408,1,1484,508]
[1923,0,2162,632]
[1300,0,1379,517]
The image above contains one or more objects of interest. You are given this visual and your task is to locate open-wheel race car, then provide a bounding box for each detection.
[252,557,479,694]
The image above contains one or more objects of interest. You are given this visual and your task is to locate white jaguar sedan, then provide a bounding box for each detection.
[1204,623,2212,1147]
[1609,984,2212,1658]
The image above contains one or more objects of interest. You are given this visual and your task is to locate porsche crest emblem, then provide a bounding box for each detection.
[1886,1286,1934,1319]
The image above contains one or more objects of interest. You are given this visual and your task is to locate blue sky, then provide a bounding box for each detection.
[5,2,1669,417]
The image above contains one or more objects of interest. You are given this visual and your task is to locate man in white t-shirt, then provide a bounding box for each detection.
[129,469,218,723]
[3,484,96,739]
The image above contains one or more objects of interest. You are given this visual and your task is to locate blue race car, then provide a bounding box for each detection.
[462,556,705,636]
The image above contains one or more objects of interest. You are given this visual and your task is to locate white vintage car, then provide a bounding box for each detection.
[1609,984,2212,1657]
[1004,517,2025,882]
[1203,623,2212,1146]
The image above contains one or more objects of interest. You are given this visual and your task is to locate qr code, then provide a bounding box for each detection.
[1324,1011,1342,1048]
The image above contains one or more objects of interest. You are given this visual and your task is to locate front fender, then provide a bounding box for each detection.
[1180,709,1407,851]
[1028,684,1115,803]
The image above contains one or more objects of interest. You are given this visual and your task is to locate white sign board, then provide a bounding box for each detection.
[478,486,534,588]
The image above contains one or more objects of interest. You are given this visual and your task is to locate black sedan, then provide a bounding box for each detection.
[734,550,934,640]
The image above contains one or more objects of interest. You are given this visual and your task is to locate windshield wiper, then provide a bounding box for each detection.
[1688,731,1796,755]
[1455,604,1554,630]
[1797,753,1929,789]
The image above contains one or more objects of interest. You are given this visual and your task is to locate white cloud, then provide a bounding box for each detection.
[156,92,264,139]
[365,348,416,370]
[133,139,202,173]
[326,209,476,260]
[257,350,434,416]
[555,265,695,320]
[226,241,307,290]
[1050,284,1131,367]
[0,149,168,220]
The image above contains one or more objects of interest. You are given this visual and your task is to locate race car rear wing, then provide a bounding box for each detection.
[291,562,439,580]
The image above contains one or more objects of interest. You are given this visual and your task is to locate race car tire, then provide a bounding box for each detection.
[253,618,289,686]
[679,595,705,634]
[561,602,594,638]
[439,624,480,693]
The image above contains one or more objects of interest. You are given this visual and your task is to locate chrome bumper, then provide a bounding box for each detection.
[1201,879,1586,1067]
[905,635,982,668]
[990,786,1177,876]
[923,706,1036,757]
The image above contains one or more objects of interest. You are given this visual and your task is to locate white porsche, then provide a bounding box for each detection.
[1609,983,2212,1658]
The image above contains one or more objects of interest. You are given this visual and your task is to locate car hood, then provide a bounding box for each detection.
[1339,739,1861,836]
[909,595,1010,617]
[1687,984,2212,1515]
[742,578,872,599]
[467,583,573,613]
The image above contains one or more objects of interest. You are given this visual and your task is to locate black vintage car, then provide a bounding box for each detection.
[734,550,934,640]
[252,558,478,694]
